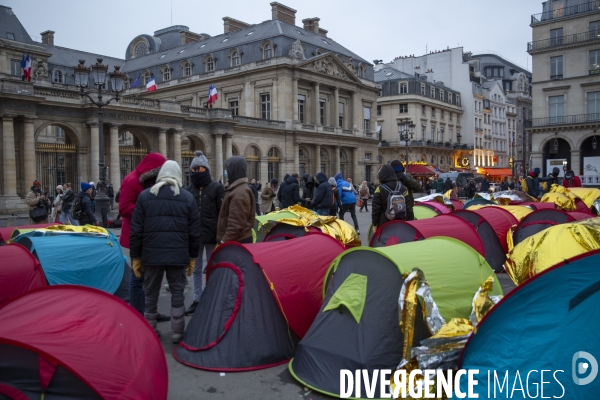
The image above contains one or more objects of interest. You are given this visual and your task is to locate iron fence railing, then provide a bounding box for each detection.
[531,1,600,24]
[528,29,600,52]
[531,113,600,127]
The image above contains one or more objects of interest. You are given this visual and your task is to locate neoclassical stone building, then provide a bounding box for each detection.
[0,3,379,213]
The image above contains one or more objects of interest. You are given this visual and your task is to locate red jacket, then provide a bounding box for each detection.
[118,153,166,248]
[563,176,582,188]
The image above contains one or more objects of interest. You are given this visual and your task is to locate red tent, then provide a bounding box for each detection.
[0,243,46,306]
[513,209,595,246]
[175,233,346,371]
[415,201,451,214]
[0,286,167,399]
[450,199,463,210]
[0,223,60,243]
[512,202,556,210]
[369,214,486,256]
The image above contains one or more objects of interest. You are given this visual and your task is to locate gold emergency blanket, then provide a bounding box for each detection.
[413,193,454,208]
[490,190,536,205]
[505,217,600,285]
[468,204,532,221]
[540,192,576,211]
[563,187,600,209]
[8,225,110,242]
[261,205,361,247]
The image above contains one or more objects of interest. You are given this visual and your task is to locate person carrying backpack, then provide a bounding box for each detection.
[372,164,408,231]
[74,182,97,225]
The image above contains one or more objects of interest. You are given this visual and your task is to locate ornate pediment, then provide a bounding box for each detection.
[298,53,362,83]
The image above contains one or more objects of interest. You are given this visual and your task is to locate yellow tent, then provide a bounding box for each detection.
[540,192,576,211]
[566,187,600,209]
[505,217,600,285]
[468,205,532,221]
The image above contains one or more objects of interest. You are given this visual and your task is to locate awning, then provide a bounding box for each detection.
[481,168,513,177]
[406,164,437,175]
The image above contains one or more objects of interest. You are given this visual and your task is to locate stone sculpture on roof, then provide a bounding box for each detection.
[303,56,350,81]
[289,39,305,60]
[34,60,48,80]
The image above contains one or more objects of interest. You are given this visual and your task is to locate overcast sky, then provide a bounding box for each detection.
[5,0,540,71]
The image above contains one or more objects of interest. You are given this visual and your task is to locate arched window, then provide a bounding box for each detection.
[184,62,192,76]
[53,69,64,83]
[231,50,240,66]
[134,42,147,58]
[144,73,151,85]
[206,56,215,72]
[263,42,273,59]
[162,66,171,81]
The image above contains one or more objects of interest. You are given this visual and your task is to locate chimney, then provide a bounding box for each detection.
[40,30,55,45]
[302,18,319,33]
[223,17,251,33]
[270,2,296,25]
[180,30,207,45]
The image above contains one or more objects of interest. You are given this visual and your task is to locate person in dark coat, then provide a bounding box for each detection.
[280,173,306,209]
[435,177,444,193]
[526,168,542,199]
[277,173,290,206]
[302,174,315,209]
[249,179,261,216]
[547,167,561,188]
[130,160,201,344]
[77,182,97,225]
[182,151,225,316]
[391,160,421,221]
[481,178,490,193]
[466,180,477,199]
[329,177,341,217]
[372,164,407,230]
[310,172,333,216]
[443,177,453,192]
[107,184,115,211]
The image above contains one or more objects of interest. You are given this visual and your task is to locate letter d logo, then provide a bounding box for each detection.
[572,351,598,385]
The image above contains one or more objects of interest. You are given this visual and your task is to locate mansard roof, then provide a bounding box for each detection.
[41,44,124,70]
[374,67,414,81]
[0,5,34,44]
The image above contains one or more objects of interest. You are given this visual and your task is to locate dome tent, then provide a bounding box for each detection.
[0,286,167,399]
[263,223,321,242]
[512,209,594,246]
[0,244,46,306]
[459,249,600,398]
[413,204,439,220]
[289,237,503,398]
[0,223,59,244]
[174,233,346,371]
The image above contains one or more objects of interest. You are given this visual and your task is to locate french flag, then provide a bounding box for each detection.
[146,75,157,92]
[21,54,32,81]
[207,85,218,108]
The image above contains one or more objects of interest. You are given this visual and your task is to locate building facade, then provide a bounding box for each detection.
[528,0,600,185]
[0,3,379,213]
[374,67,464,174]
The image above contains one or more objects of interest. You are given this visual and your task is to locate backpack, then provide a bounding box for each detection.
[380,183,407,221]
[71,196,84,220]
[359,186,368,197]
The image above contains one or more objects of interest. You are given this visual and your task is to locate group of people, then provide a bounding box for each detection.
[523,167,582,200]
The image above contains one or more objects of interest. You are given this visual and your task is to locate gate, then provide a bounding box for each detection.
[182,150,194,186]
[35,143,78,194]
[120,147,148,181]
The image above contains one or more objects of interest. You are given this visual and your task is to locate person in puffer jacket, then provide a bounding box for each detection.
[335,173,359,234]
[310,172,333,216]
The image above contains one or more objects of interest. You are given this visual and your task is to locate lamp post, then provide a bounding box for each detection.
[398,121,415,173]
[456,131,462,167]
[73,58,125,227]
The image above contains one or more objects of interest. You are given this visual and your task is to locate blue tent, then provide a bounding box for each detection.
[459,249,600,398]
[13,231,127,296]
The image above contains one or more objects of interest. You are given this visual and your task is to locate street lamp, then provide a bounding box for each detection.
[553,137,559,152]
[398,121,415,173]
[74,58,125,227]
[593,135,597,151]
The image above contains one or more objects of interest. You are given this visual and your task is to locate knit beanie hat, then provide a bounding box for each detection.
[271,178,278,185]
[390,160,404,172]
[56,185,63,191]
[81,182,93,192]
[533,167,541,175]
[190,150,210,170]
[328,177,336,186]
[33,180,41,186]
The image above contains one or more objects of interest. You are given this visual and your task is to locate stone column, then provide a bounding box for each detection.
[173,129,182,167]
[2,116,17,195]
[370,102,377,133]
[292,78,299,121]
[260,158,269,187]
[109,124,121,193]
[315,144,321,174]
[214,134,224,182]
[224,134,233,160]
[293,140,299,174]
[89,122,99,183]
[570,149,581,175]
[334,87,340,127]
[352,91,361,132]
[334,145,341,174]
[23,118,36,192]
[158,128,167,157]
[353,147,360,182]
[314,83,320,125]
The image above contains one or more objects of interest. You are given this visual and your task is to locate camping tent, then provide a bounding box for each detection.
[174,233,346,371]
[12,229,129,300]
[290,237,503,397]
[0,244,46,306]
[254,210,297,242]
[415,201,451,214]
[459,249,600,398]
[263,224,321,242]
[513,209,594,246]
[463,198,496,209]
[505,217,600,285]
[469,204,532,221]
[369,214,486,258]
[0,223,60,244]
[0,286,167,399]
[514,201,556,210]
[413,205,439,220]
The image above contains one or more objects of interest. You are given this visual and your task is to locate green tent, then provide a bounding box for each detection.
[253,211,297,242]
[413,205,438,220]
[289,236,502,398]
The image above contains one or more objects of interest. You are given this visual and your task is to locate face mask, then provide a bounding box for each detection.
[191,170,211,189]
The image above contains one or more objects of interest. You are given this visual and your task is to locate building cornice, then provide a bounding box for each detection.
[542,85,571,92]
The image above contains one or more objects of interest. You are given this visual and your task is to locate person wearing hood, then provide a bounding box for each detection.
[435,177,445,193]
[372,164,407,229]
[302,174,316,209]
[77,182,97,225]
[119,152,167,318]
[261,178,279,214]
[563,170,582,188]
[60,183,78,225]
[217,156,256,244]
[391,160,421,221]
[130,161,200,343]
[310,173,333,216]
[335,173,360,234]
[277,173,290,206]
[280,173,307,209]
[182,151,225,316]
[443,177,453,192]
[50,185,64,222]
[547,167,562,187]
[525,168,542,199]
[466,180,477,199]
[329,177,341,217]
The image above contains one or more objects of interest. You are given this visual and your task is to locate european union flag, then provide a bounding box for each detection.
[131,73,141,88]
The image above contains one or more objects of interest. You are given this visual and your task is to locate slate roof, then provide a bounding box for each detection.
[121,19,369,73]
[374,67,414,81]
[40,44,124,71]
[0,5,33,44]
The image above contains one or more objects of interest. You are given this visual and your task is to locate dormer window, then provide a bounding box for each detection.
[160,54,166,59]
[206,56,215,72]
[231,50,240,66]
[7,32,15,40]
[162,66,171,81]
[133,41,148,58]
[53,69,64,84]
[262,42,273,59]
[246,31,254,36]
[183,62,192,76]
[178,49,185,54]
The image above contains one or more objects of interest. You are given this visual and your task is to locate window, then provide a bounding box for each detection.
[448,93,453,104]
[178,49,185,54]
[7,32,15,40]
[588,91,600,117]
[339,102,344,127]
[449,128,453,141]
[431,107,436,118]
[550,28,563,46]
[124,80,130,90]
[160,54,166,59]
[440,110,444,120]
[184,62,192,76]
[263,43,273,59]
[320,99,326,125]
[247,31,254,36]
[231,50,240,66]
[206,57,215,72]
[549,95,564,123]
[431,125,435,141]
[261,94,271,119]
[298,95,305,122]
[421,84,425,95]
[363,106,370,132]
[229,100,239,116]
[399,104,408,113]
[144,73,151,85]
[377,105,381,116]
[364,119,369,132]
[590,50,600,74]
[53,70,64,83]
[431,87,435,98]
[421,104,426,115]
[456,95,461,106]
[440,90,444,101]
[421,124,426,141]
[222,38,229,42]
[10,59,21,76]
[449,112,453,121]
[550,56,563,79]
[134,42,147,58]
[365,152,372,161]
[162,67,170,81]
[400,82,408,94]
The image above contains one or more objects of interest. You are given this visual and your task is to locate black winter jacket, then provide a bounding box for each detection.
[526,175,541,198]
[280,176,305,209]
[311,172,333,211]
[129,185,201,267]
[183,181,225,244]
[373,165,407,227]
[62,189,75,211]
[248,183,259,204]
[395,171,420,209]
[77,192,97,225]
[302,174,315,200]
